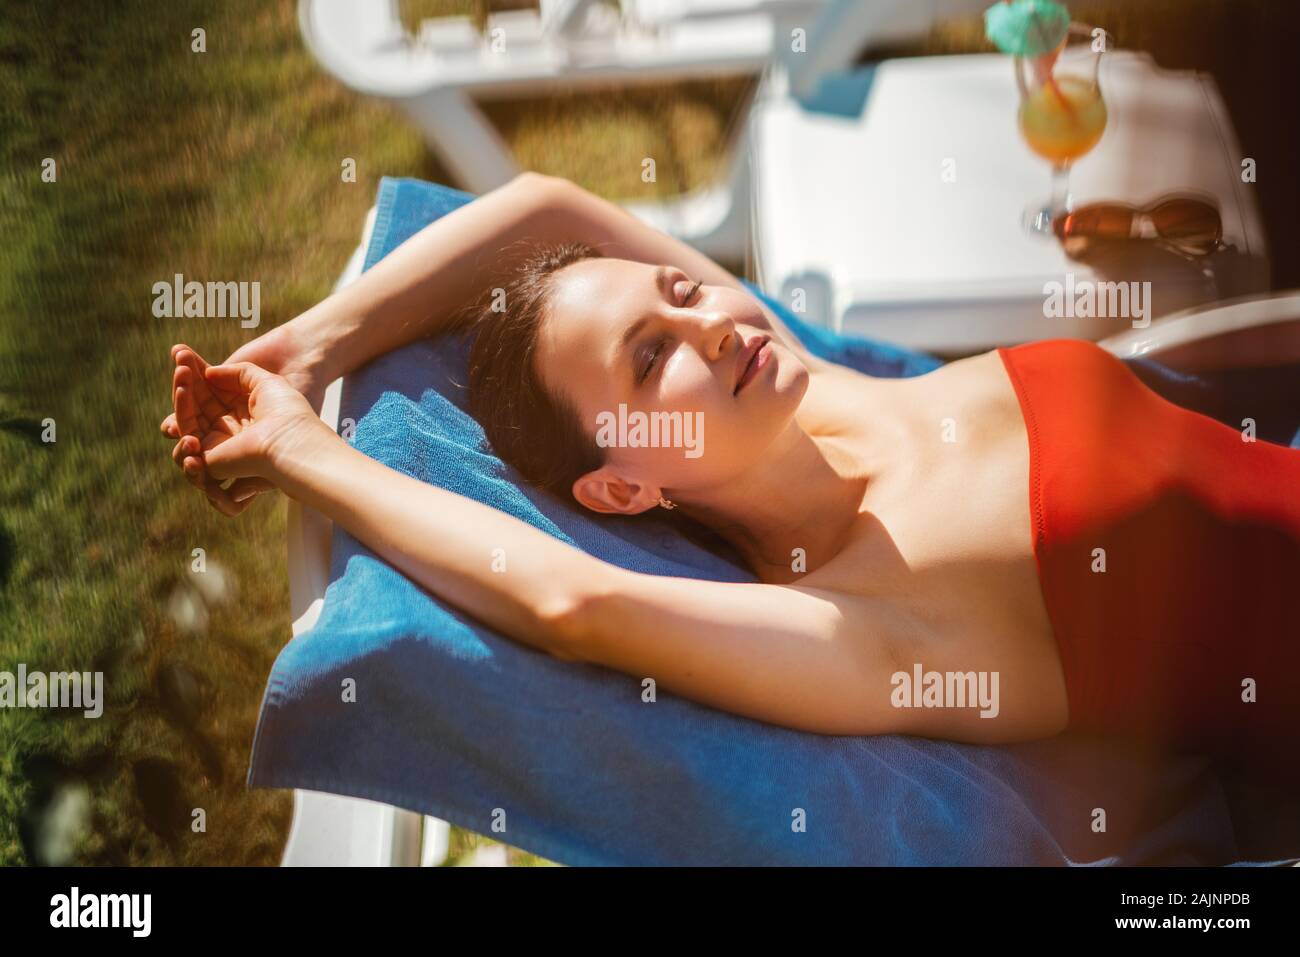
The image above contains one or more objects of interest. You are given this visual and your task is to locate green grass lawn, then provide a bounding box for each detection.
[0,0,749,866]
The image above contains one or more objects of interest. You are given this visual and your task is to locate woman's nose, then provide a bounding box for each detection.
[692,309,736,361]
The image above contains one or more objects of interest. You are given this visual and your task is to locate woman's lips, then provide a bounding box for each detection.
[734,336,772,395]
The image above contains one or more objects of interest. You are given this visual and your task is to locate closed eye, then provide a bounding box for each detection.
[638,337,667,384]
[633,276,700,384]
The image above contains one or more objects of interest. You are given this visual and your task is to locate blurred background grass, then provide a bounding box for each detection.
[1,0,1295,867]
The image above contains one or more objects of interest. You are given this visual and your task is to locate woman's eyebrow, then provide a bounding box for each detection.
[615,316,648,361]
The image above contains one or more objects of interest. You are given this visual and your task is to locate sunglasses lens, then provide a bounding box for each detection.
[1151,199,1222,244]
[1055,205,1136,240]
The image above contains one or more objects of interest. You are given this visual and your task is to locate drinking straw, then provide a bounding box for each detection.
[984,0,1076,117]
[1027,8,1075,116]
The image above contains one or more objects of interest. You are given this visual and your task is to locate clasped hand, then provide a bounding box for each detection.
[163,339,324,516]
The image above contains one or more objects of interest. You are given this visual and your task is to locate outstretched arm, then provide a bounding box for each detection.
[272,416,604,658]
[187,361,909,737]
[286,171,577,381]
[277,421,905,735]
[279,170,830,382]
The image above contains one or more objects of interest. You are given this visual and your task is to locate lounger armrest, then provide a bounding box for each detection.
[1098,291,1300,372]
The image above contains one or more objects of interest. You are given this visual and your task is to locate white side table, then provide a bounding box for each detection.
[751,51,1269,354]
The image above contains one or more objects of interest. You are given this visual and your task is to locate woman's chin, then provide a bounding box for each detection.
[775,357,811,405]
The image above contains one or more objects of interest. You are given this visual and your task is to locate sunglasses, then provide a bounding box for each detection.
[1054,195,1229,259]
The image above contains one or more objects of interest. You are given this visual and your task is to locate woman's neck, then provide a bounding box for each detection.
[676,423,878,582]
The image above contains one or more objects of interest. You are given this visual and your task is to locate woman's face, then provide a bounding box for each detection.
[534,257,810,512]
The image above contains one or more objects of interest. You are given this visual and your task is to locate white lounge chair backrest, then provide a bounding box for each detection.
[540,0,602,39]
[298,0,779,225]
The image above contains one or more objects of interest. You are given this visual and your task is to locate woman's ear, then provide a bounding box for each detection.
[571,466,662,515]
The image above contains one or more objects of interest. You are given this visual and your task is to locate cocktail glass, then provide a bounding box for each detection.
[1016,22,1109,235]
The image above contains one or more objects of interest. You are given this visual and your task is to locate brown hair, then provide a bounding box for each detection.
[464,240,606,498]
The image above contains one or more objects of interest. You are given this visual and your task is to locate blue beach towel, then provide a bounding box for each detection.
[248,178,1300,866]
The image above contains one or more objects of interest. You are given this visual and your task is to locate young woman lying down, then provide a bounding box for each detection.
[161,172,1300,785]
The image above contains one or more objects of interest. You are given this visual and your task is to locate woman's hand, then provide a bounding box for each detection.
[174,361,325,506]
[162,323,329,435]
[164,324,331,513]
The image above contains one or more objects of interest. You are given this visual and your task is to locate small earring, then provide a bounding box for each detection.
[658,496,676,510]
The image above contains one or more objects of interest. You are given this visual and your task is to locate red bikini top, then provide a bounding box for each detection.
[997,339,1300,780]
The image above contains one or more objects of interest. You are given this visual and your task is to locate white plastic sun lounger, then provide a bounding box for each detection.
[296,0,1003,266]
[298,0,803,262]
